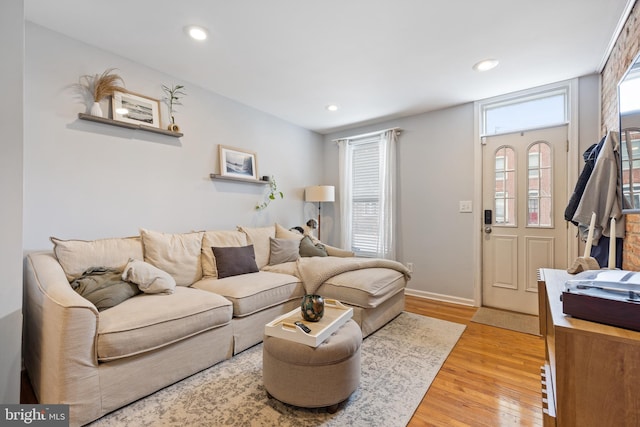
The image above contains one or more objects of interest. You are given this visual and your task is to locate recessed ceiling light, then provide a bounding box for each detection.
[326,104,339,112]
[115,108,129,115]
[185,25,208,41]
[473,59,499,72]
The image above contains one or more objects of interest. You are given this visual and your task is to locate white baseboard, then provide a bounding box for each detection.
[404,288,476,307]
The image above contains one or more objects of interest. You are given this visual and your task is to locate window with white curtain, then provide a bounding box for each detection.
[338,129,399,259]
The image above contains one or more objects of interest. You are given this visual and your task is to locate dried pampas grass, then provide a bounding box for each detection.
[78,68,125,102]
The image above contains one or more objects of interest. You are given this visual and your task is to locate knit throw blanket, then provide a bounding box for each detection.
[295,256,411,294]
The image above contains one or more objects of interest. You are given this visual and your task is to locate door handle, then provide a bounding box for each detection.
[484,226,492,234]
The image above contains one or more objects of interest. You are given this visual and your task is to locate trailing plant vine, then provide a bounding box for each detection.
[256,176,284,210]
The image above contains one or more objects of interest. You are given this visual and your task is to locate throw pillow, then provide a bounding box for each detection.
[70,266,140,311]
[201,230,248,278]
[212,245,260,278]
[299,236,328,257]
[122,258,176,294]
[51,236,143,282]
[237,225,275,269]
[268,237,300,265]
[275,223,304,240]
[140,229,203,286]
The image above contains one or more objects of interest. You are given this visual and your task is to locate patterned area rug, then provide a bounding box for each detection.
[471,307,540,336]
[89,312,465,427]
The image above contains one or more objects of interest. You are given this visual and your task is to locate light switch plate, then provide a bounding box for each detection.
[459,200,472,213]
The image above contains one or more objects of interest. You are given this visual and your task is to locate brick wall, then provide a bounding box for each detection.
[601,1,640,269]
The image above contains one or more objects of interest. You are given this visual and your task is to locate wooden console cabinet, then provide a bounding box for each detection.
[538,268,640,427]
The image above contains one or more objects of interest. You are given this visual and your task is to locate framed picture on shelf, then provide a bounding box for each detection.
[112,90,161,128]
[219,145,258,180]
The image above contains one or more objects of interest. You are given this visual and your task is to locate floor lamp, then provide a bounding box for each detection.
[305,185,335,241]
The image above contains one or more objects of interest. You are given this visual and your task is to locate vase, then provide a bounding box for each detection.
[90,102,103,117]
[301,294,324,322]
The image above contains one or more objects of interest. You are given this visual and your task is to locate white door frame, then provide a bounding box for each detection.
[472,79,580,307]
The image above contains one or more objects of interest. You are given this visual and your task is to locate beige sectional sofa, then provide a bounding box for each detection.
[23,223,410,426]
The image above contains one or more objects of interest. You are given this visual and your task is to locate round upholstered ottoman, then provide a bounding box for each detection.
[263,319,362,413]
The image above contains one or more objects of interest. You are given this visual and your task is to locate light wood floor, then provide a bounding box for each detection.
[22,296,545,426]
[404,295,545,427]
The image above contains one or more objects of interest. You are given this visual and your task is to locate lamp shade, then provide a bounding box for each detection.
[305,185,335,202]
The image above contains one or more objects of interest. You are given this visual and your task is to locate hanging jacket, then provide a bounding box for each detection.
[572,131,624,244]
[564,137,605,225]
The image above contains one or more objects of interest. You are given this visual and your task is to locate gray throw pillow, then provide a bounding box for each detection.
[269,237,300,265]
[212,245,260,278]
[299,236,328,257]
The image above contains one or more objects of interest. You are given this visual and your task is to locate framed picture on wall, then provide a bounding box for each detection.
[219,145,258,180]
[112,90,161,128]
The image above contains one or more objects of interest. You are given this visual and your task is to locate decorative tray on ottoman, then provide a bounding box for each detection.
[265,299,353,347]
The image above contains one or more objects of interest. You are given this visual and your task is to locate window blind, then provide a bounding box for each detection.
[351,138,381,256]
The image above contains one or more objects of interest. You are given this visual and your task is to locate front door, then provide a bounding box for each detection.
[482,125,568,315]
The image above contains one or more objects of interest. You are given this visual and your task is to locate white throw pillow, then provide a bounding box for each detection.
[122,258,176,294]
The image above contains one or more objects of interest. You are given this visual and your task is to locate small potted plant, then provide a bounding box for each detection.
[162,84,186,132]
[74,68,125,117]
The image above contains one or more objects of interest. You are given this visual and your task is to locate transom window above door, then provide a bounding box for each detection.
[481,89,568,136]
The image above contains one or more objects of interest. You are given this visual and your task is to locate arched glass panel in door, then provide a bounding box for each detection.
[527,141,552,227]
[494,146,516,226]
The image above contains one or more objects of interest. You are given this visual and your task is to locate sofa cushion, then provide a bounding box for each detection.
[140,229,203,286]
[201,230,248,278]
[51,236,143,282]
[269,237,300,265]
[299,236,328,257]
[122,259,176,294]
[97,286,232,362]
[317,268,406,308]
[275,223,304,240]
[212,245,259,278]
[237,225,275,269]
[192,271,304,317]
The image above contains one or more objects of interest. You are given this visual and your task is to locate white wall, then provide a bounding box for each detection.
[24,23,324,251]
[0,0,24,404]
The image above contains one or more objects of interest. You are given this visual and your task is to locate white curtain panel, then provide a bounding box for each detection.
[378,129,397,259]
[338,139,353,252]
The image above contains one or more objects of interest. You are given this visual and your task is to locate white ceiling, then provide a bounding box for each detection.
[25,0,633,134]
